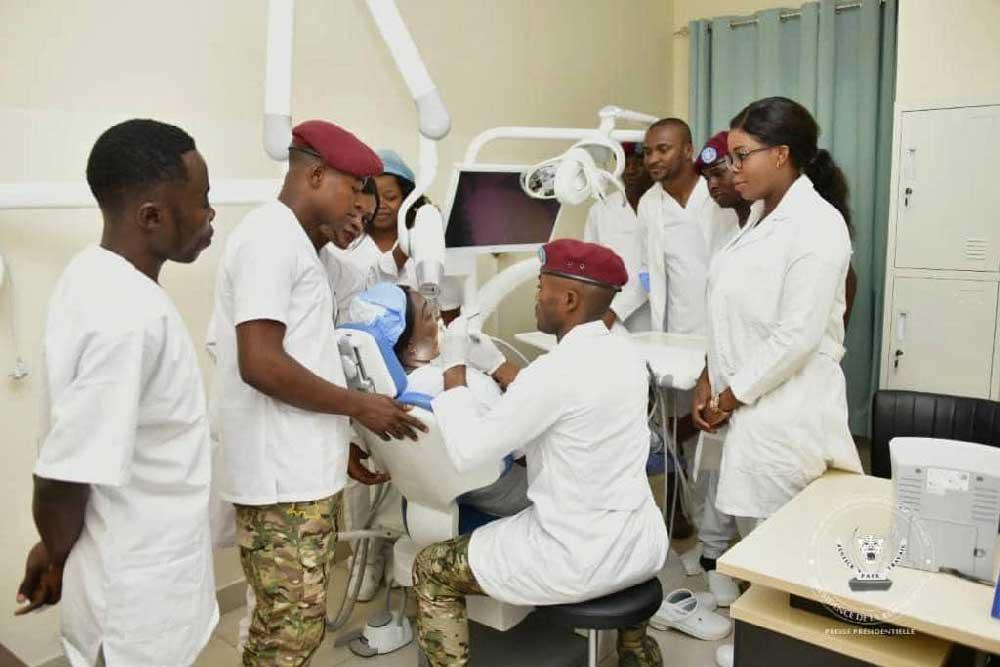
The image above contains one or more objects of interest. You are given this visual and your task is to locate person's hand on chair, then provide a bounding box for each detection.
[348,443,391,485]
[353,392,426,441]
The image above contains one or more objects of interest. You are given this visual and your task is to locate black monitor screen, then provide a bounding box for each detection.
[445,170,561,249]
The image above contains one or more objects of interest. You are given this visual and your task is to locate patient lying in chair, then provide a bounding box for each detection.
[346,283,530,519]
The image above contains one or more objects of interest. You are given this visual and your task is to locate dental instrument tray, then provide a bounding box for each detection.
[629,332,707,390]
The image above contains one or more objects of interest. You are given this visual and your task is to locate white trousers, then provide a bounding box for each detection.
[683,432,739,560]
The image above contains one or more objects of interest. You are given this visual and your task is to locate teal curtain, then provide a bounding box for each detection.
[688,0,897,436]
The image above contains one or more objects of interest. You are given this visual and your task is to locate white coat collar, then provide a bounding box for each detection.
[655,176,708,213]
[557,320,610,347]
[730,174,815,250]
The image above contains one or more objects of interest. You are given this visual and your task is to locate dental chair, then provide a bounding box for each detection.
[337,322,524,614]
[338,324,667,666]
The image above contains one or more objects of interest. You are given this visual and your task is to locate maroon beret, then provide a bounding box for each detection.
[538,238,628,291]
[694,130,729,173]
[291,120,383,178]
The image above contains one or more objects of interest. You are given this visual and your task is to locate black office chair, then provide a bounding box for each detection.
[534,578,663,667]
[870,389,1000,479]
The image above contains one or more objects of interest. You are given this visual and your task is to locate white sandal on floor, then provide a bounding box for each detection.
[648,588,732,641]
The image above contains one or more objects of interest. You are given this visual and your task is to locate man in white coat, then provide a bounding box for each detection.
[413,238,669,667]
[583,142,653,332]
[16,120,219,665]
[211,120,426,665]
[639,118,713,338]
[639,118,736,530]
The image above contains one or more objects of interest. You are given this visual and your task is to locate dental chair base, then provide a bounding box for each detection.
[348,595,414,657]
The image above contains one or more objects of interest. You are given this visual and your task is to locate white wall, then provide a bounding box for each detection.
[895,0,1000,106]
[0,1,672,663]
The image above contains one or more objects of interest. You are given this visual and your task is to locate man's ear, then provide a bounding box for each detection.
[564,286,582,314]
[136,202,163,234]
[307,162,326,189]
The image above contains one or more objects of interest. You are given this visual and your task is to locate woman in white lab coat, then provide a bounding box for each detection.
[694,96,863,529]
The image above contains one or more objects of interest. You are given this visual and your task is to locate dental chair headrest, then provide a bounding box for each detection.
[337,322,433,411]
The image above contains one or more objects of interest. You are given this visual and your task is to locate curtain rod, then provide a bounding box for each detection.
[673,1,869,36]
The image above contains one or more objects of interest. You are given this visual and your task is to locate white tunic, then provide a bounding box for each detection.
[638,178,713,335]
[432,322,668,605]
[211,200,392,505]
[702,203,742,261]
[320,241,407,325]
[339,235,463,318]
[34,245,217,666]
[583,191,651,331]
[707,176,863,518]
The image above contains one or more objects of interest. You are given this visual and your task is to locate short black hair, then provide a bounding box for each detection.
[648,117,692,145]
[86,119,196,213]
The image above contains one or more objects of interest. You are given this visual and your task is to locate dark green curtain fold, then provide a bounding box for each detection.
[688,0,898,435]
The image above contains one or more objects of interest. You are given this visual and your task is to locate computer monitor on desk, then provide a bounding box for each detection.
[443,163,562,256]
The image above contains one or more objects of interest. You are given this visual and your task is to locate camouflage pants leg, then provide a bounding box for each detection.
[236,494,340,667]
[412,534,484,667]
[617,621,663,667]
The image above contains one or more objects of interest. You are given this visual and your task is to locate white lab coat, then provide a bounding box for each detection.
[702,203,742,260]
[639,178,713,335]
[583,191,651,331]
[432,321,668,606]
[707,175,863,519]
[34,246,217,666]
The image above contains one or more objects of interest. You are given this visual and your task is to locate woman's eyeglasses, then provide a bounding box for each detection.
[724,146,771,171]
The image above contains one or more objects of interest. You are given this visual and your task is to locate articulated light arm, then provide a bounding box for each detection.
[365,0,451,300]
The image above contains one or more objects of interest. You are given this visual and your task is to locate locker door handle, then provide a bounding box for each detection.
[904,187,913,208]
[893,349,905,370]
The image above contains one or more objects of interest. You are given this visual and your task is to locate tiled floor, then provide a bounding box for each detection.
[196,533,732,666]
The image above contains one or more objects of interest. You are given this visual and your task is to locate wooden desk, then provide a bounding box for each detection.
[718,472,1000,656]
[731,586,952,667]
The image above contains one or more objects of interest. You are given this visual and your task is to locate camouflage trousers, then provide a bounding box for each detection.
[413,534,663,667]
[236,494,340,667]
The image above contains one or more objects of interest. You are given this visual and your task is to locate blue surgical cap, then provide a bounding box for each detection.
[376,149,416,185]
[348,282,408,346]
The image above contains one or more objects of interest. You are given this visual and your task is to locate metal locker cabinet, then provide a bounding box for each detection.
[886,277,998,398]
[893,106,1000,272]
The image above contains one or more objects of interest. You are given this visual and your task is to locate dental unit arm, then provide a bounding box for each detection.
[459,107,656,338]
[365,0,450,305]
